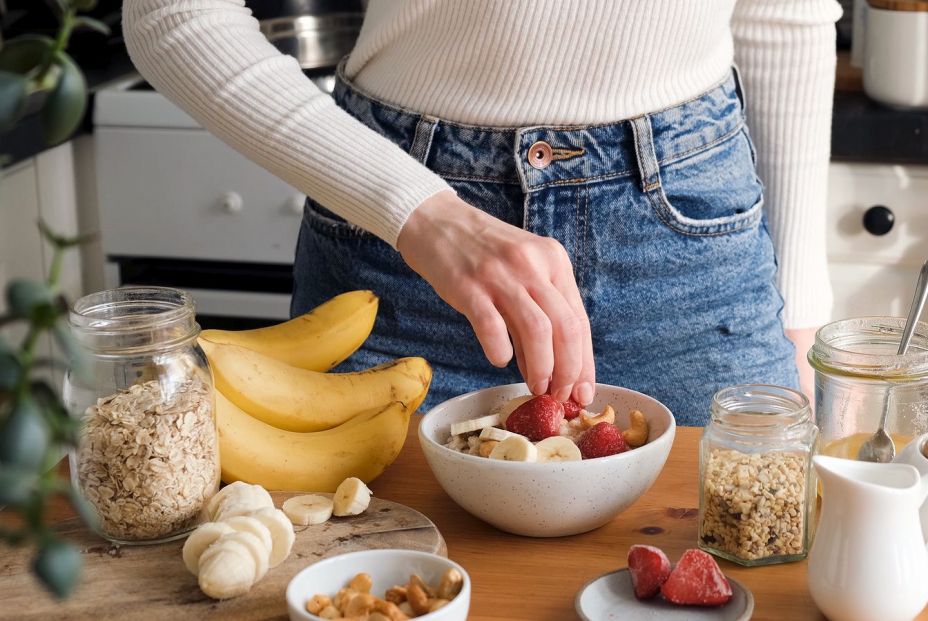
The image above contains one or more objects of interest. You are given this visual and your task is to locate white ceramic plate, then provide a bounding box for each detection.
[575,568,754,621]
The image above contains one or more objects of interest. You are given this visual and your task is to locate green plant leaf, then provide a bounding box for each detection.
[67,486,99,531]
[0,347,20,391]
[74,0,99,11]
[73,16,110,36]
[0,71,28,132]
[52,322,90,384]
[0,396,50,470]
[0,36,55,75]
[6,280,55,319]
[40,52,87,146]
[0,464,39,505]
[44,0,68,17]
[33,539,82,598]
[38,219,97,249]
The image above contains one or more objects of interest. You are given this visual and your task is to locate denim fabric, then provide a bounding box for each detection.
[292,67,798,426]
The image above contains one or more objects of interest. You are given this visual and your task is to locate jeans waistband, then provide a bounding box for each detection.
[333,62,746,194]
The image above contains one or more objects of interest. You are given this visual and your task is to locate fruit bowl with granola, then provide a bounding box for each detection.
[419,383,676,537]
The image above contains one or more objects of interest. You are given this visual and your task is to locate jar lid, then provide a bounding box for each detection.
[809,316,928,380]
[868,0,928,11]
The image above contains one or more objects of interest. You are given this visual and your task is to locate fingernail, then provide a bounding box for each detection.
[531,380,549,395]
[553,386,571,402]
[576,382,594,405]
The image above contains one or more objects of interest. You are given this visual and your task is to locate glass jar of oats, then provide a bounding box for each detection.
[698,384,817,566]
[65,287,218,544]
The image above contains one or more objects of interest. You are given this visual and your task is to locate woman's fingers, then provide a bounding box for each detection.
[464,293,512,368]
[500,288,554,395]
[552,267,596,405]
[528,284,584,403]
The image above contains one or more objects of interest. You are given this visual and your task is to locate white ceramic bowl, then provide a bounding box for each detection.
[419,383,676,537]
[286,549,470,621]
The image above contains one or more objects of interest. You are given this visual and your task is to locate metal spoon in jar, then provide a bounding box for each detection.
[858,260,928,463]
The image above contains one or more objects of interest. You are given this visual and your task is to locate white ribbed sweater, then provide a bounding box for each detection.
[123,0,842,329]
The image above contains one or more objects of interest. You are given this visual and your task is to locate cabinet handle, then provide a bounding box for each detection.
[221,192,244,214]
[286,195,305,216]
[863,205,895,236]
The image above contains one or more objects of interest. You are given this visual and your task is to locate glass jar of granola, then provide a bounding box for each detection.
[698,384,817,566]
[64,287,218,544]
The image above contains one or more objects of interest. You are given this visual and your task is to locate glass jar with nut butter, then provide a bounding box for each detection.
[698,384,817,566]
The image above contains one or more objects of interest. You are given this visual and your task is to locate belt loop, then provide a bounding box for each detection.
[410,114,439,164]
[732,63,747,113]
[629,115,661,193]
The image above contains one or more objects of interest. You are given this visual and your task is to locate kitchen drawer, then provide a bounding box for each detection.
[827,163,928,267]
[95,127,305,264]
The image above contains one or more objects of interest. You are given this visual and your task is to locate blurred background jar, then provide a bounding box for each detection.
[809,316,928,460]
[698,385,817,566]
[64,286,218,545]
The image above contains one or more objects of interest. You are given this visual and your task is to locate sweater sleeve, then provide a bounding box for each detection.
[122,0,451,247]
[731,0,842,329]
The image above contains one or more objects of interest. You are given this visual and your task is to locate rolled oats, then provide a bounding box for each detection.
[699,448,807,561]
[76,377,219,541]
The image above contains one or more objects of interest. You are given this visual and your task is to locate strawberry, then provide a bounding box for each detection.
[627,545,671,599]
[577,422,626,459]
[562,399,583,420]
[505,395,564,441]
[660,549,733,606]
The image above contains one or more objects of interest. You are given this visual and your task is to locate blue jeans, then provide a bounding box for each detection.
[292,67,798,426]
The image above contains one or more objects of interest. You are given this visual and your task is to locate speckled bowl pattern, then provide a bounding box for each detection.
[419,383,676,537]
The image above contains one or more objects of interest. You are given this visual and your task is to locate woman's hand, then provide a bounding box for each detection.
[397,190,596,405]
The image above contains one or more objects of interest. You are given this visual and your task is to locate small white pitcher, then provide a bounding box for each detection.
[808,455,928,621]
[895,433,928,542]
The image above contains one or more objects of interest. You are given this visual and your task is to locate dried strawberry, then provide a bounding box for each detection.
[562,399,583,420]
[505,395,564,441]
[627,545,671,599]
[577,422,626,459]
[661,549,732,606]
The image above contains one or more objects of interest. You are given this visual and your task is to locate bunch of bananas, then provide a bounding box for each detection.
[199,291,431,492]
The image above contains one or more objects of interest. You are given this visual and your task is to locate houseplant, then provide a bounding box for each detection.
[0,0,105,598]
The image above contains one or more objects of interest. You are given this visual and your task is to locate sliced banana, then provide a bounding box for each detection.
[197,539,257,600]
[450,413,501,436]
[282,494,334,526]
[248,507,295,568]
[479,426,516,442]
[220,531,270,581]
[497,395,534,425]
[182,521,235,576]
[489,435,538,462]
[213,483,274,521]
[535,436,583,462]
[332,477,372,516]
[223,515,273,559]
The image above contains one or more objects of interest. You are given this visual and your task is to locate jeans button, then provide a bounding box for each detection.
[528,141,553,169]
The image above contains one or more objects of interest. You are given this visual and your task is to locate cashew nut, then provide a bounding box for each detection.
[345,592,376,617]
[368,613,392,621]
[397,601,415,617]
[408,574,435,598]
[429,598,450,612]
[306,594,332,614]
[317,605,340,620]
[436,567,464,600]
[385,585,407,604]
[580,404,615,429]
[333,588,357,612]
[406,583,431,616]
[622,409,649,448]
[373,599,410,621]
[348,572,373,594]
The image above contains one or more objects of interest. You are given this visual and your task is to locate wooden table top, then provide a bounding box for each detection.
[28,421,928,620]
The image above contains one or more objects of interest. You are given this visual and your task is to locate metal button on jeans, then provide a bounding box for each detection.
[528,141,553,169]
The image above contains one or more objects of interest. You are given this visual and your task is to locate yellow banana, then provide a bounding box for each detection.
[199,290,378,371]
[216,391,413,492]
[199,339,431,432]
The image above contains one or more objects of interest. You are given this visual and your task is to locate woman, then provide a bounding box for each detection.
[124,1,839,425]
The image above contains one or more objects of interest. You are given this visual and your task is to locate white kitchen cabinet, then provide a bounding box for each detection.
[827,162,928,320]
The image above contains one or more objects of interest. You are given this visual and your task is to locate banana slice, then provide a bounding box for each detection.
[497,395,534,425]
[197,538,257,599]
[220,531,270,581]
[248,507,295,568]
[479,426,516,442]
[489,435,538,462]
[223,515,273,559]
[212,483,274,522]
[332,477,372,516]
[535,436,583,462]
[282,494,334,526]
[182,521,235,576]
[450,413,501,436]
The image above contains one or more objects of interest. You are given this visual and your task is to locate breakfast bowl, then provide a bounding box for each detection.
[286,549,470,621]
[419,383,676,537]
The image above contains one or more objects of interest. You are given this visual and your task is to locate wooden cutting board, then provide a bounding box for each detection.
[0,492,445,620]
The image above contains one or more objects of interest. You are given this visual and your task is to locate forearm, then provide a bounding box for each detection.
[122,0,449,246]
[732,0,842,329]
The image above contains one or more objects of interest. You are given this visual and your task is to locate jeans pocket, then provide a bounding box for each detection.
[648,127,764,237]
[301,198,375,240]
